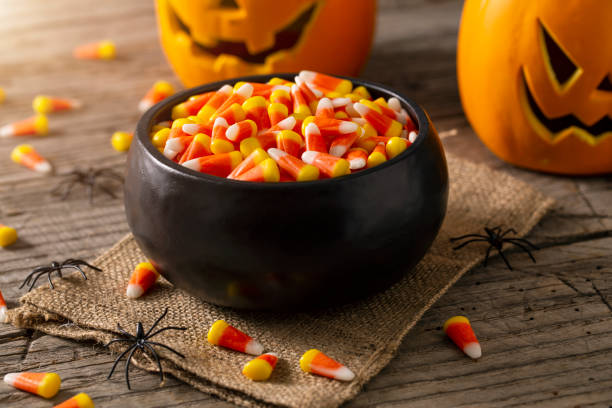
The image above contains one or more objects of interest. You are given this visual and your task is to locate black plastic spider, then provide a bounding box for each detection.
[20,258,101,291]
[105,308,186,390]
[51,167,123,203]
[450,226,539,270]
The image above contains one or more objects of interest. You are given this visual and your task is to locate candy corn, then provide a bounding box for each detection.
[197,85,233,123]
[409,131,418,143]
[1,115,48,138]
[242,353,278,381]
[226,119,257,143]
[182,151,242,177]
[299,71,353,95]
[299,349,355,381]
[276,130,303,157]
[163,136,194,160]
[304,122,326,153]
[210,117,234,154]
[0,224,18,247]
[53,392,94,408]
[227,148,268,179]
[315,97,335,118]
[111,131,133,152]
[367,143,387,168]
[139,80,175,112]
[301,151,350,178]
[126,262,159,299]
[268,148,319,181]
[3,372,61,398]
[11,144,52,174]
[33,95,82,114]
[346,147,368,170]
[0,288,7,322]
[73,40,116,60]
[386,136,409,159]
[443,316,482,359]
[329,129,361,157]
[207,320,264,355]
[235,158,279,182]
[267,102,288,126]
[354,102,403,138]
[270,88,292,111]
[291,85,312,118]
[242,96,270,130]
[179,133,212,164]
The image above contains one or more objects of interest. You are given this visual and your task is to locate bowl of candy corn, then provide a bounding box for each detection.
[124,72,448,310]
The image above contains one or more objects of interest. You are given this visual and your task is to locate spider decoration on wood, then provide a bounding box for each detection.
[20,258,101,292]
[51,167,124,203]
[450,226,539,270]
[105,308,186,390]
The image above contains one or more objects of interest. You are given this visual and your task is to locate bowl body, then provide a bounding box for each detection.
[125,74,449,310]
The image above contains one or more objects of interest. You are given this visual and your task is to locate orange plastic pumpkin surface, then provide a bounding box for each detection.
[458,0,612,174]
[156,0,376,87]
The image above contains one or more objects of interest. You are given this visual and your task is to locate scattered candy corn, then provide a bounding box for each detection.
[242,353,278,381]
[111,131,133,152]
[300,349,355,381]
[11,144,52,174]
[3,372,61,398]
[73,40,116,60]
[0,288,7,322]
[126,262,159,299]
[207,320,264,355]
[0,115,48,138]
[53,392,94,408]
[156,71,418,181]
[139,80,175,112]
[443,316,482,359]
[0,224,18,247]
[32,95,82,114]
[0,87,5,103]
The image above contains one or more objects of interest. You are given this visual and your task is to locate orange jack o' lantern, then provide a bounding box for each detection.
[156,0,376,88]
[458,0,612,175]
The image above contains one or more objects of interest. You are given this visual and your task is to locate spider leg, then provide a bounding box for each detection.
[104,338,132,347]
[506,238,539,250]
[19,270,38,289]
[144,308,169,338]
[107,344,134,380]
[450,234,488,242]
[145,326,187,340]
[143,343,165,384]
[96,183,118,199]
[483,245,493,267]
[146,341,185,358]
[64,259,102,271]
[506,240,537,263]
[501,228,517,238]
[496,247,513,271]
[60,265,88,280]
[59,179,79,201]
[97,168,124,181]
[116,324,136,340]
[453,238,489,250]
[87,182,94,204]
[47,271,56,289]
[124,346,139,390]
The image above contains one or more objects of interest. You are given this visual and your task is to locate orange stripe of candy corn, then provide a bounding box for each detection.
[53,392,94,408]
[367,143,388,168]
[179,134,212,164]
[304,123,327,153]
[373,97,404,122]
[443,316,481,359]
[346,147,368,170]
[33,96,82,114]
[207,320,264,355]
[302,116,358,139]
[197,85,233,123]
[294,76,320,110]
[268,148,319,181]
[210,118,234,154]
[242,352,278,381]
[242,96,270,130]
[3,372,61,398]
[181,92,215,116]
[235,158,279,182]
[227,148,268,179]
[354,102,403,138]
[11,144,52,173]
[299,349,355,381]
[301,151,350,178]
[211,103,245,126]
[275,130,303,157]
[0,288,7,322]
[270,89,292,112]
[1,115,48,138]
[212,83,253,120]
[126,262,159,299]
[73,40,115,60]
[329,129,361,157]
[267,103,288,126]
[139,81,174,112]
[299,71,353,94]
[315,97,335,119]
[182,151,242,177]
[226,119,257,143]
[290,85,312,118]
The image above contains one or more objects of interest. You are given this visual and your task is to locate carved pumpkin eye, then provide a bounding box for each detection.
[540,21,580,90]
[218,0,239,8]
[597,75,612,92]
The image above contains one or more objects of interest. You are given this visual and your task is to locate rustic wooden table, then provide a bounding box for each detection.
[1,0,611,406]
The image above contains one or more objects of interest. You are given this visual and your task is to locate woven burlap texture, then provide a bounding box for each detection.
[8,154,554,408]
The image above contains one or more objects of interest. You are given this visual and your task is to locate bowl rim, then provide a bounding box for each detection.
[136,73,433,188]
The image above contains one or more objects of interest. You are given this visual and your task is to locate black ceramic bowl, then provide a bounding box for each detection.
[125,74,448,310]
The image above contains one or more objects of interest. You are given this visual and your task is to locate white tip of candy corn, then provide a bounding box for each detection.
[349,158,366,170]
[388,97,401,112]
[138,100,153,113]
[409,131,418,143]
[182,123,200,135]
[245,340,264,356]
[351,118,366,126]
[298,70,316,83]
[316,97,333,112]
[3,373,18,386]
[236,83,254,98]
[213,116,229,128]
[0,306,7,323]
[331,97,351,108]
[276,116,296,130]
[329,145,346,157]
[301,151,317,164]
[218,84,233,94]
[272,85,291,93]
[338,121,358,134]
[35,161,52,174]
[0,125,13,138]
[182,159,201,172]
[126,284,143,299]
[353,102,368,117]
[333,366,355,382]
[464,342,482,359]
[267,148,286,161]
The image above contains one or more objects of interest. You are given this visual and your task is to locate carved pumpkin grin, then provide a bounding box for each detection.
[169,2,318,65]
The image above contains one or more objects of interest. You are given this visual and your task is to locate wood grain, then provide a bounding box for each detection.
[1,0,611,407]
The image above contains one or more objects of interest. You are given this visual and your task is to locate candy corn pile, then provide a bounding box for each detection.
[150,71,419,182]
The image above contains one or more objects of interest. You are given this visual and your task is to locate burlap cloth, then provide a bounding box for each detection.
[7,154,554,408]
